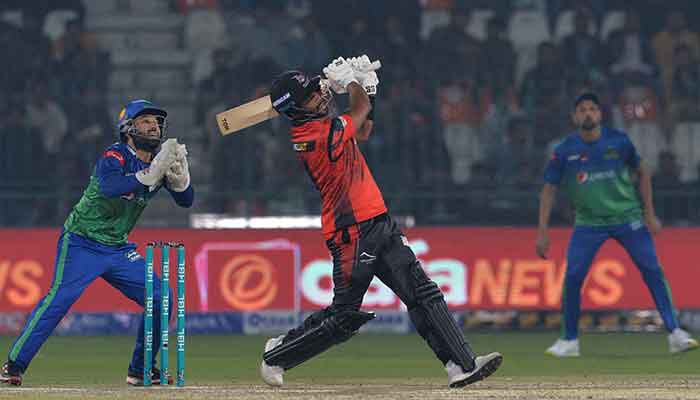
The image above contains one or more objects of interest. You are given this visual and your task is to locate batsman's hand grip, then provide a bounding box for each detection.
[359,60,382,72]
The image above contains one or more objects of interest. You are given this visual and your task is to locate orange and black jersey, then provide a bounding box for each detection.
[291,114,387,238]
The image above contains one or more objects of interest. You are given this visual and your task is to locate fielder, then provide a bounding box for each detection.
[537,92,698,357]
[0,100,194,386]
[259,56,502,388]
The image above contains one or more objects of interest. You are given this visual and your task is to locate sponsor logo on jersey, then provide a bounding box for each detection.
[126,250,142,262]
[272,92,291,107]
[577,170,616,184]
[568,154,581,161]
[629,220,643,231]
[577,171,589,183]
[293,141,316,152]
[604,148,620,160]
[580,153,589,162]
[358,252,377,265]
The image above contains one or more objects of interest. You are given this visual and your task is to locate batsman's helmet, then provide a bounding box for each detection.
[270,70,331,124]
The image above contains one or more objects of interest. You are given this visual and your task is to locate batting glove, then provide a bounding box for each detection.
[348,55,380,95]
[323,57,358,94]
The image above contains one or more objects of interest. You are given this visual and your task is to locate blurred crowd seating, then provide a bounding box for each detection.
[2,0,700,227]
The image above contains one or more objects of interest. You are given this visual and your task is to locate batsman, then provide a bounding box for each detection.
[259,56,502,388]
[0,100,194,386]
[537,92,698,357]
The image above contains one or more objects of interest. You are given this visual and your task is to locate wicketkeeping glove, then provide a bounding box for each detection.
[135,138,178,186]
[166,156,190,192]
[323,57,358,94]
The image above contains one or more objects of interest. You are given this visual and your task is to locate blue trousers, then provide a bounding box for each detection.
[7,231,172,373]
[562,222,678,339]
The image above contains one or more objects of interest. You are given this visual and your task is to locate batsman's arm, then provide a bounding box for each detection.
[97,152,145,197]
[347,82,371,133]
[356,96,375,141]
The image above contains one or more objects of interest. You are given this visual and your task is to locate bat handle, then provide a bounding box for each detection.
[358,60,382,72]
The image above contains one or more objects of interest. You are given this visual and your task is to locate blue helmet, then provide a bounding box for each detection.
[117,99,168,153]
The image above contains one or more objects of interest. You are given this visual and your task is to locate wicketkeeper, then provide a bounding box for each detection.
[0,100,194,386]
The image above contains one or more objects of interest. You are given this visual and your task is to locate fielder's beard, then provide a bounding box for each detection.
[581,118,598,131]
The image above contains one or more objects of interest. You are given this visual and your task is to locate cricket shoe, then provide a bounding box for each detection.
[446,352,503,388]
[126,367,174,386]
[0,362,22,386]
[260,335,285,387]
[668,328,699,354]
[545,338,580,357]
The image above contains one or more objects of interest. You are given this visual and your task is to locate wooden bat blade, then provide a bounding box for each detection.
[216,95,280,136]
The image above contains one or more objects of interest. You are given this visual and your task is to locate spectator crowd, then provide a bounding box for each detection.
[4,0,700,226]
[0,0,111,225]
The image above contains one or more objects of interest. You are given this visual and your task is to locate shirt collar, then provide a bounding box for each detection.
[124,143,137,155]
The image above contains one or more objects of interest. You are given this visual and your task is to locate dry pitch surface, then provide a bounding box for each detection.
[3,379,700,400]
[0,333,698,399]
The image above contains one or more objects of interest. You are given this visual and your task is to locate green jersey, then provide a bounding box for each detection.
[63,143,158,246]
[544,128,642,226]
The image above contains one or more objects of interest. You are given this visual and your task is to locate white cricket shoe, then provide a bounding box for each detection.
[668,328,699,354]
[545,338,580,357]
[260,335,285,387]
[445,352,503,388]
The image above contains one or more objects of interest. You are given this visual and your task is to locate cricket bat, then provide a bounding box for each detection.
[216,95,279,136]
[216,60,381,136]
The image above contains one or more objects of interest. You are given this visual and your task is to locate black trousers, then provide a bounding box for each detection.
[325,213,423,311]
[282,213,474,367]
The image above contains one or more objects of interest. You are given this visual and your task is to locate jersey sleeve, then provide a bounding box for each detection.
[543,146,565,185]
[622,135,641,169]
[323,114,356,162]
[166,184,195,208]
[95,149,144,197]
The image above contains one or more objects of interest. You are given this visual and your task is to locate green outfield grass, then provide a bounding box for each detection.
[0,332,698,399]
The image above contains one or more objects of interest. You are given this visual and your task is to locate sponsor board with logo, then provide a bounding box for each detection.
[463,310,699,333]
[55,313,141,336]
[185,312,244,334]
[242,311,300,335]
[192,240,301,312]
[1,228,700,314]
[0,313,26,335]
[4,309,689,336]
[359,311,412,334]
